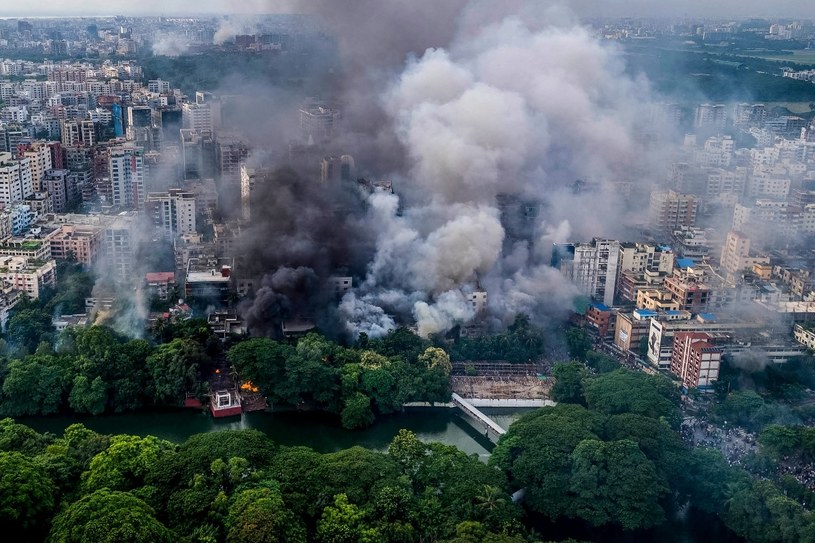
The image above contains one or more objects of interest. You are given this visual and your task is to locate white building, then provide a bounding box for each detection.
[0,152,33,206]
[109,145,145,208]
[553,239,621,307]
[182,102,213,133]
[144,189,196,238]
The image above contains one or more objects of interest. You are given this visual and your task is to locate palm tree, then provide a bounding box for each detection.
[474,484,506,513]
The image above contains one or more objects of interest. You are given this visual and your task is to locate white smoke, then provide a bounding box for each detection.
[338,292,396,339]
[213,16,259,45]
[413,289,476,337]
[151,34,189,57]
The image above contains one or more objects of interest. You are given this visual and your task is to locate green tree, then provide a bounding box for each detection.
[1,356,67,416]
[146,338,207,405]
[551,362,587,404]
[717,390,765,429]
[341,391,375,429]
[419,347,452,375]
[0,451,56,533]
[6,307,54,354]
[226,484,306,543]
[68,375,107,415]
[565,326,591,360]
[227,338,289,404]
[316,493,382,543]
[490,404,602,519]
[82,434,175,493]
[47,489,172,543]
[583,369,679,425]
[568,439,667,530]
[0,417,50,454]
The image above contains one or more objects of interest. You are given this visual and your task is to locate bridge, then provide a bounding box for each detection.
[451,393,507,443]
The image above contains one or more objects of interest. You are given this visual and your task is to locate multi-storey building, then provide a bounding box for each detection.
[144,189,196,238]
[649,190,698,235]
[18,141,52,192]
[182,102,213,133]
[719,230,769,278]
[43,169,70,212]
[109,145,144,208]
[670,332,722,391]
[0,255,56,299]
[45,224,103,266]
[0,152,33,205]
[552,239,621,307]
[215,132,249,190]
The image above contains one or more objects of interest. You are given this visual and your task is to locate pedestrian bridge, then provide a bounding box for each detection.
[451,393,507,443]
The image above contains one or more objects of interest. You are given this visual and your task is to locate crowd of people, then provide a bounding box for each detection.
[680,416,758,466]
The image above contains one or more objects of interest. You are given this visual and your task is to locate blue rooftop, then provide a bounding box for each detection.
[591,302,610,311]
[665,310,683,316]
[634,309,658,317]
[699,313,717,321]
[676,258,695,268]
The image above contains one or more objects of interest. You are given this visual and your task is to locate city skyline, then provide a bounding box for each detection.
[1,0,814,19]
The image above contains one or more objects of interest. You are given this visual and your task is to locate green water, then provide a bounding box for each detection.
[19,407,520,457]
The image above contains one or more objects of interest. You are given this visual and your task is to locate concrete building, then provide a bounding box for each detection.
[0,237,51,260]
[185,256,234,305]
[552,239,621,307]
[43,169,70,212]
[145,271,175,300]
[670,332,722,391]
[614,308,659,353]
[144,189,196,238]
[663,270,713,313]
[109,145,144,208]
[45,224,103,265]
[299,103,340,144]
[694,103,726,130]
[719,230,769,278]
[0,152,33,206]
[649,190,698,235]
[0,255,56,299]
[793,323,815,351]
[18,141,52,192]
[215,133,249,189]
[182,102,213,133]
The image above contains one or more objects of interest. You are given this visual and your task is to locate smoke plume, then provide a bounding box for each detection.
[238,2,669,339]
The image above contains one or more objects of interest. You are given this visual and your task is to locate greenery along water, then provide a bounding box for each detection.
[19,407,518,456]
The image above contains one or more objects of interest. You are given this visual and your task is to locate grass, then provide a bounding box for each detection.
[737,49,815,65]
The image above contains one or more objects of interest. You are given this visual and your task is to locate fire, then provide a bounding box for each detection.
[240,381,259,393]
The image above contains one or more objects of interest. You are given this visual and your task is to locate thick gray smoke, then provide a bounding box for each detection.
[237,2,668,339]
[332,6,661,337]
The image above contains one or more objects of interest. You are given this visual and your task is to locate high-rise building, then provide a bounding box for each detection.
[127,105,152,129]
[299,103,340,144]
[43,169,70,212]
[694,103,726,130]
[144,189,197,238]
[215,133,249,190]
[109,145,145,208]
[0,152,33,206]
[552,239,621,307]
[18,140,53,191]
[182,102,214,133]
[649,190,699,235]
[320,155,343,183]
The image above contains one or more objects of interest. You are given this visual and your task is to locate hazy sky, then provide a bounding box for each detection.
[0,0,812,19]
